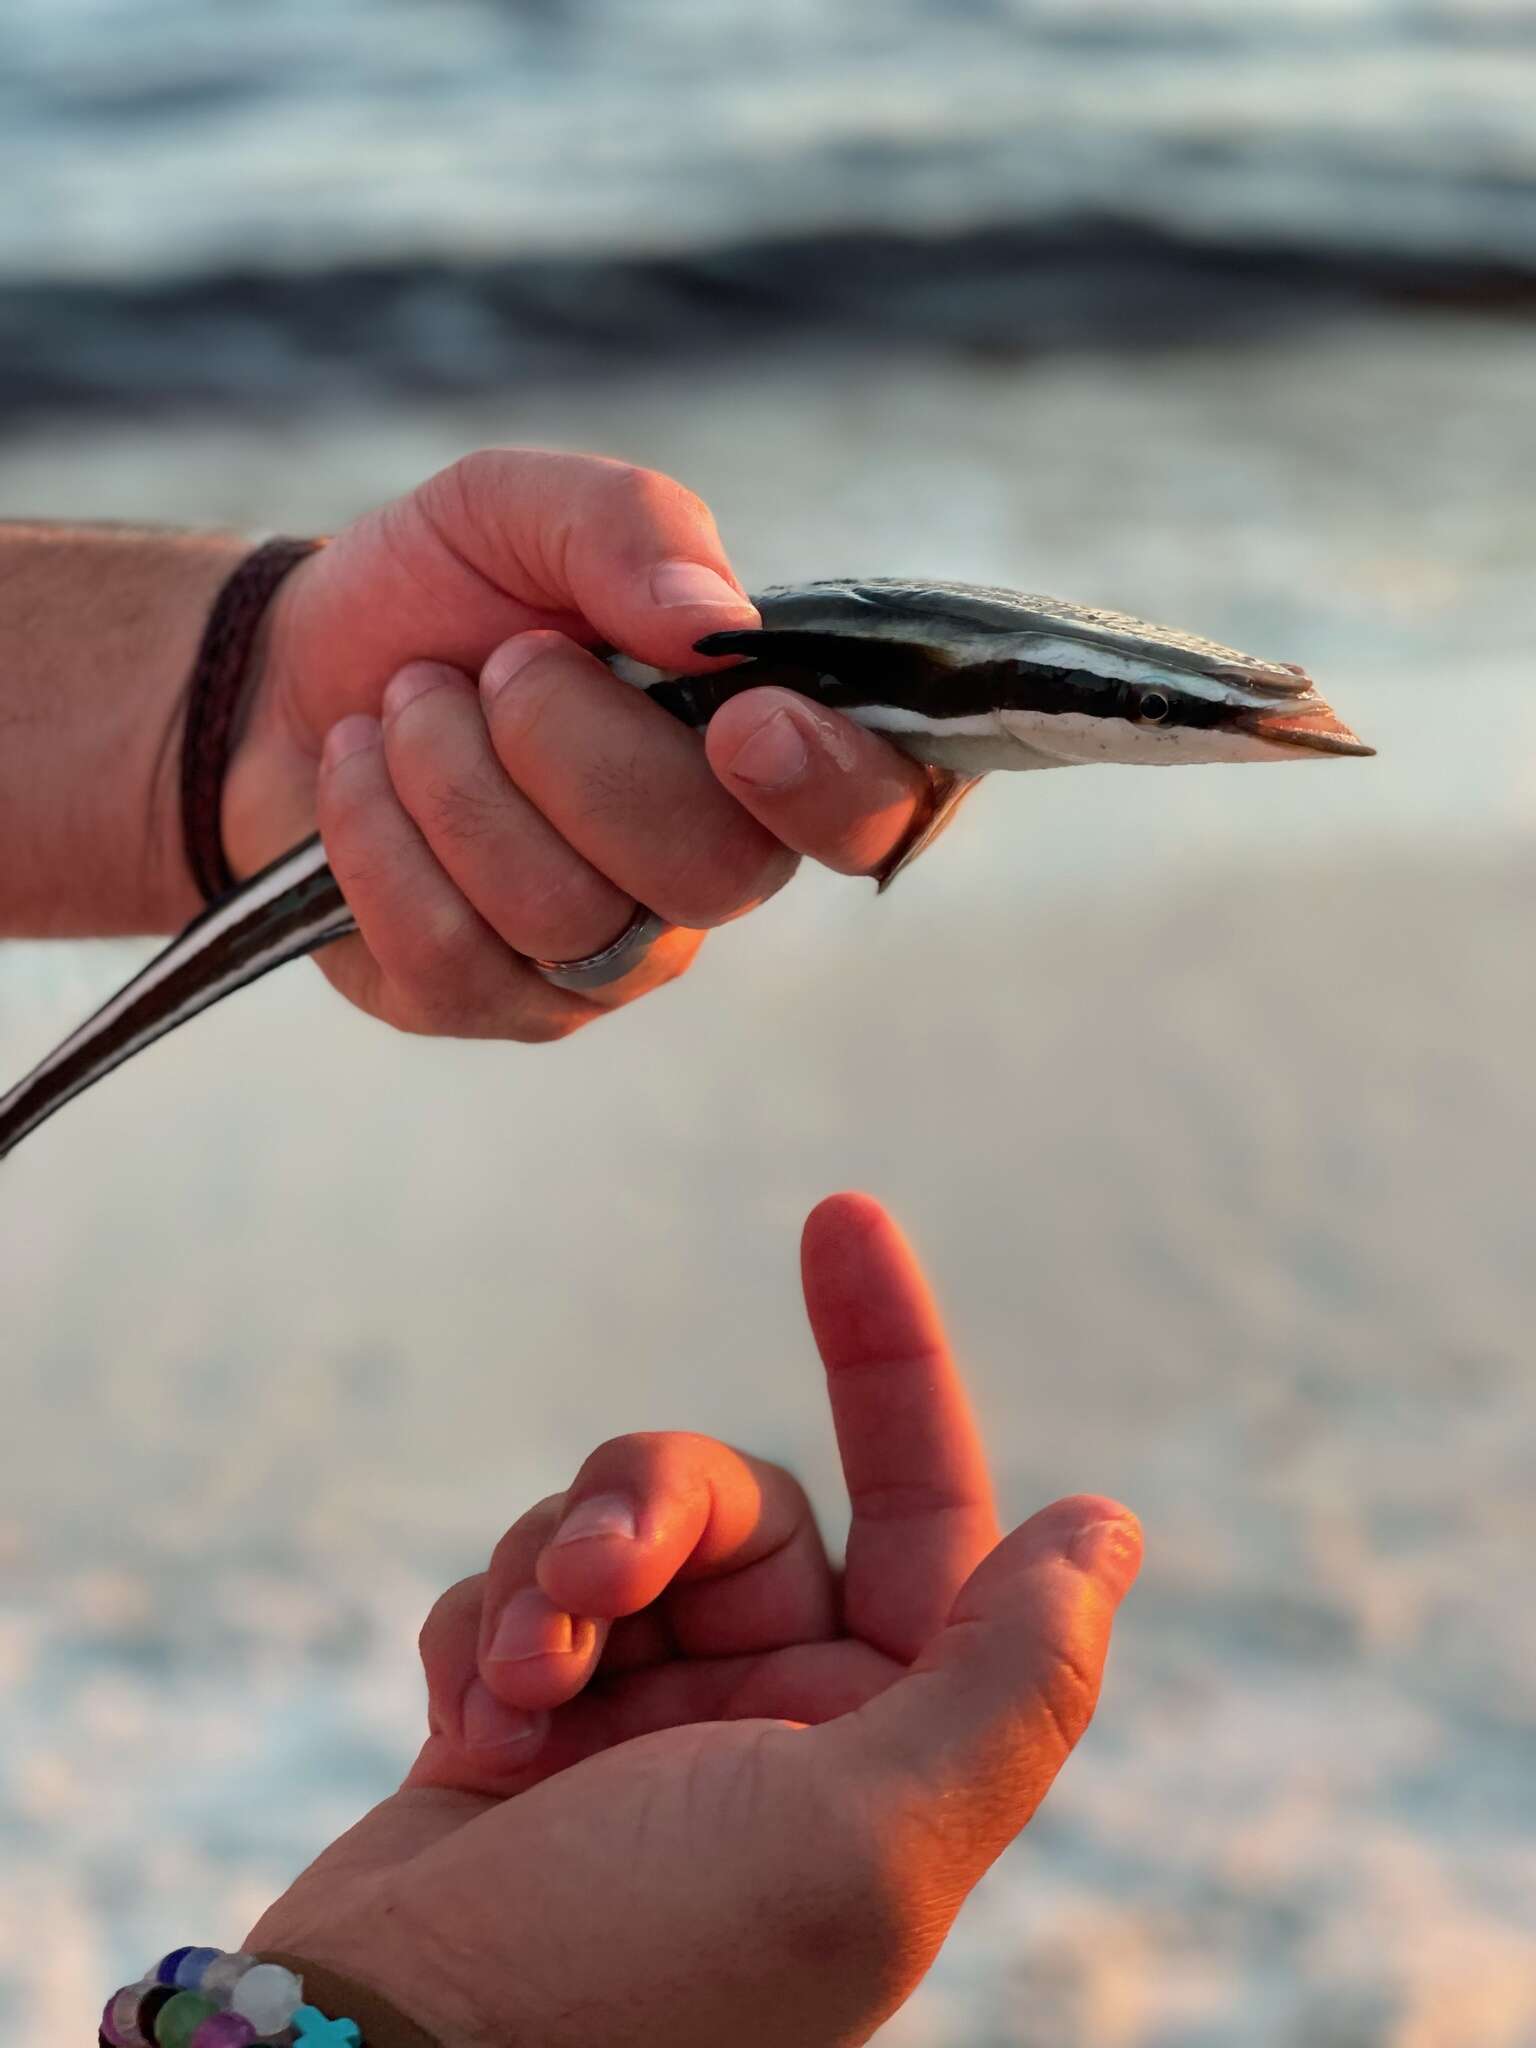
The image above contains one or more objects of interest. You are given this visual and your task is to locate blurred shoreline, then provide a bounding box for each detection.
[6,0,1536,439]
[7,218,1536,430]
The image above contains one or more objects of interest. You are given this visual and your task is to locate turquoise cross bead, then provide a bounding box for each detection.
[292,2007,361,2047]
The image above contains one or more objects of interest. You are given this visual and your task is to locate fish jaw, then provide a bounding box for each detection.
[979,700,1371,769]
[1238,703,1376,757]
[840,694,1377,774]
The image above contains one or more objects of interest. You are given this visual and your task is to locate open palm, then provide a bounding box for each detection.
[249,1194,1141,2047]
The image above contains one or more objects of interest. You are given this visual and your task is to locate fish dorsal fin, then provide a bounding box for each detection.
[718,581,1315,694]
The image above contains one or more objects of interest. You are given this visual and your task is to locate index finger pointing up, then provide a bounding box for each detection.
[800,1192,1000,1662]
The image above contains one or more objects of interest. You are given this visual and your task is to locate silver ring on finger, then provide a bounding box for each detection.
[529,905,675,992]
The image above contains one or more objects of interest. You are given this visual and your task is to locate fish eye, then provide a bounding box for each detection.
[1134,690,1171,724]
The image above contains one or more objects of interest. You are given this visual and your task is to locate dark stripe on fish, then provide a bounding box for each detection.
[649,635,1233,731]
[0,578,1363,1165]
[0,643,1223,1160]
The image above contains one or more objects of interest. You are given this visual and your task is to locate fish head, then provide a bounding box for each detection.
[993,665,1375,767]
[704,580,1374,771]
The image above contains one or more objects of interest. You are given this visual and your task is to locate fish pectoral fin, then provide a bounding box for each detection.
[873,769,987,892]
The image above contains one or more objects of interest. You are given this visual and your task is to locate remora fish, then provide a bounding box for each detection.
[0,578,1371,1160]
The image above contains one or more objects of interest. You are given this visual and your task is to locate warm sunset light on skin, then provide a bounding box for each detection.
[0,556,1369,1166]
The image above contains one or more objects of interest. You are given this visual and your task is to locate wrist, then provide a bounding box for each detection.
[0,523,250,937]
[252,1952,450,2048]
[242,1928,502,2048]
[100,1944,448,2048]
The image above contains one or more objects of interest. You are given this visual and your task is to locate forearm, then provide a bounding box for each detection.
[0,521,249,936]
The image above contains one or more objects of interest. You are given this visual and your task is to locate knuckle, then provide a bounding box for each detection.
[578,1429,707,1495]
[410,763,507,851]
[318,786,426,917]
[848,1477,985,1523]
[508,1006,593,1045]
[417,1575,482,1671]
[431,449,502,528]
[751,1453,807,1509]
[515,865,628,961]
[1035,1638,1102,1761]
[481,645,567,754]
[571,747,651,837]
[602,460,709,532]
[443,447,496,494]
[324,829,406,915]
[487,1497,566,1580]
[390,896,489,993]
[656,829,796,929]
[317,757,380,850]
[585,1429,665,1471]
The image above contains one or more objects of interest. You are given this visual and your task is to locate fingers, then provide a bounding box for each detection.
[300,451,762,720]
[312,705,600,1042]
[706,688,937,877]
[413,1430,836,1790]
[479,1432,836,1710]
[472,1494,612,1716]
[821,1493,1143,1899]
[417,1441,831,1728]
[377,652,712,1007]
[801,1193,1000,1660]
[419,448,762,673]
[479,633,798,929]
[416,1564,558,1763]
[314,633,802,1036]
[381,661,635,962]
[353,452,945,893]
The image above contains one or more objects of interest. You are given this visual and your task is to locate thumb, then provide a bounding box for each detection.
[819,1493,1142,1897]
[422,448,759,671]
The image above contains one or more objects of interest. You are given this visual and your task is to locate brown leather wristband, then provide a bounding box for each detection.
[255,1952,446,2048]
[179,535,323,904]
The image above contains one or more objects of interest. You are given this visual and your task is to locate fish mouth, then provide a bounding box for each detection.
[1238,702,1375,758]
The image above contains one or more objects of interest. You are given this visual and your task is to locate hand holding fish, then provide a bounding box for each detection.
[245,1193,1144,2048]
[0,463,1372,1159]
[218,448,946,1043]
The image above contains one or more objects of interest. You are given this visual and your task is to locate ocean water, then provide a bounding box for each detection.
[5,0,1536,282]
[2,311,1535,2042]
[3,0,1536,422]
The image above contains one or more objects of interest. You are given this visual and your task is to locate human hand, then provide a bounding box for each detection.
[247,1192,1142,2047]
[221,451,939,1041]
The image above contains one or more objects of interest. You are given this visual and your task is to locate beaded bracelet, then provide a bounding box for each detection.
[100,1949,361,2048]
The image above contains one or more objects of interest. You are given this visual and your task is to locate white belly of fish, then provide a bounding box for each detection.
[859,705,1292,772]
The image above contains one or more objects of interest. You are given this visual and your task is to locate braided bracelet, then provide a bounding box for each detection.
[101,1949,361,2048]
[179,535,324,906]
